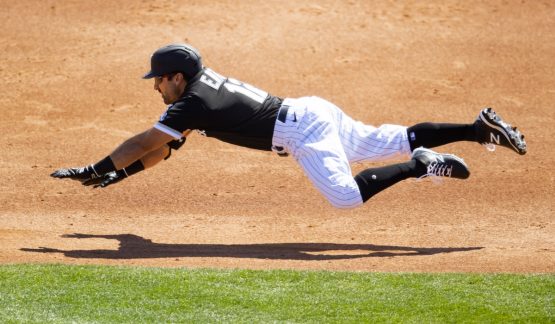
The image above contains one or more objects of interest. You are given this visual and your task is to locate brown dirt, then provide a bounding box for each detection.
[1,0,554,273]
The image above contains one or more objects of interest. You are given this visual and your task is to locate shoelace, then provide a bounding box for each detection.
[415,157,457,184]
[419,161,453,178]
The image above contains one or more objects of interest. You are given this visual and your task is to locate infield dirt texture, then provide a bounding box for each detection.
[1,1,553,273]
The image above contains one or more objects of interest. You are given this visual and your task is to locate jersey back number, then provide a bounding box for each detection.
[200,69,268,104]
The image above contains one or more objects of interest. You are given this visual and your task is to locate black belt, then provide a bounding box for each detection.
[273,104,290,157]
[277,105,290,123]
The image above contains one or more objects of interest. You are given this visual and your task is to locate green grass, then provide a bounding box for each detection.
[0,264,553,323]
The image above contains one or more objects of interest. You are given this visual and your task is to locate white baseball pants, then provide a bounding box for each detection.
[272,97,412,209]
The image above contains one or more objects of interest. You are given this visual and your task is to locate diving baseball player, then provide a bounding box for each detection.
[51,43,527,209]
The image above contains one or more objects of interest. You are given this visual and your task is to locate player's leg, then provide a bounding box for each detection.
[307,97,412,163]
[297,141,470,207]
[406,122,476,150]
[354,147,470,203]
[407,108,526,155]
[274,97,471,208]
[290,98,467,208]
[296,148,363,209]
[297,144,469,207]
[332,102,526,159]
[305,99,470,203]
[340,122,413,163]
[273,96,364,209]
[333,108,471,162]
[294,119,364,209]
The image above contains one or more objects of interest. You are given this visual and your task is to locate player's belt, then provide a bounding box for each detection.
[272,104,289,157]
[277,105,290,123]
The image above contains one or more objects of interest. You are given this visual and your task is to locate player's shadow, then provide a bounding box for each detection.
[21,233,483,261]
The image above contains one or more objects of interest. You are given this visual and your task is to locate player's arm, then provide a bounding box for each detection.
[111,128,192,169]
[51,127,182,183]
[138,129,191,169]
[141,144,171,168]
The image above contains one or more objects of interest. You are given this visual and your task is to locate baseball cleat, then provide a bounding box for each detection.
[474,107,527,155]
[411,147,470,179]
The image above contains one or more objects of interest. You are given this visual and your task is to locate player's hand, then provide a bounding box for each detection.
[80,174,106,186]
[84,170,127,188]
[50,166,99,183]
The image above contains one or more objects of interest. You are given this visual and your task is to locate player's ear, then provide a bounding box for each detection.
[176,72,185,82]
[172,72,185,85]
[176,72,187,92]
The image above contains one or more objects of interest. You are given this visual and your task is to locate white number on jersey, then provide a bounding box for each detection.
[224,78,268,104]
[199,69,224,90]
[199,69,268,104]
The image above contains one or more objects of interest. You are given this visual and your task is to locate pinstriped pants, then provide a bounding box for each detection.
[272,96,412,209]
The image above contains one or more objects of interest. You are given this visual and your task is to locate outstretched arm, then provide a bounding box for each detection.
[51,127,184,184]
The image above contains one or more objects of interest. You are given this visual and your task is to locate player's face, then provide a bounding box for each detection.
[154,74,182,105]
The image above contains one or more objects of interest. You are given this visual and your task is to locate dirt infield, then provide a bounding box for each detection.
[1,1,553,273]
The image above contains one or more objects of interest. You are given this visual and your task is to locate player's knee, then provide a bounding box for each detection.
[324,187,364,209]
[328,199,363,209]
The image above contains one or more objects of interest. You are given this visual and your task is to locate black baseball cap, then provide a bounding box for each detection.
[143,43,202,80]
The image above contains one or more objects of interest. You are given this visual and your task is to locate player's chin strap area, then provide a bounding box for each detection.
[164,137,186,160]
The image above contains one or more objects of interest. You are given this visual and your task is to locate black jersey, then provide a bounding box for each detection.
[154,68,283,151]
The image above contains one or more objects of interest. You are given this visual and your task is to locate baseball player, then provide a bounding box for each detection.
[51,44,527,209]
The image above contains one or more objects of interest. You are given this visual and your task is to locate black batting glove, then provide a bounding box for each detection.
[50,165,99,183]
[81,174,107,186]
[90,170,127,188]
[52,156,117,185]
[87,159,145,188]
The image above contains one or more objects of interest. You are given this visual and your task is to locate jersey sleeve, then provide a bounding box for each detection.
[154,96,205,139]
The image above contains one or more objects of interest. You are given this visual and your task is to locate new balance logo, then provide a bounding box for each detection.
[490,132,500,145]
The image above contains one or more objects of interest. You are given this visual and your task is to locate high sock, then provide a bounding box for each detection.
[354,160,425,203]
[407,123,476,151]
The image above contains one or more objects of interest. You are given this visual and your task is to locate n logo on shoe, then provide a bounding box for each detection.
[490,132,500,145]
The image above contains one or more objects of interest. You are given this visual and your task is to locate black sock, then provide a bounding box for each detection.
[354,160,424,203]
[407,123,476,151]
